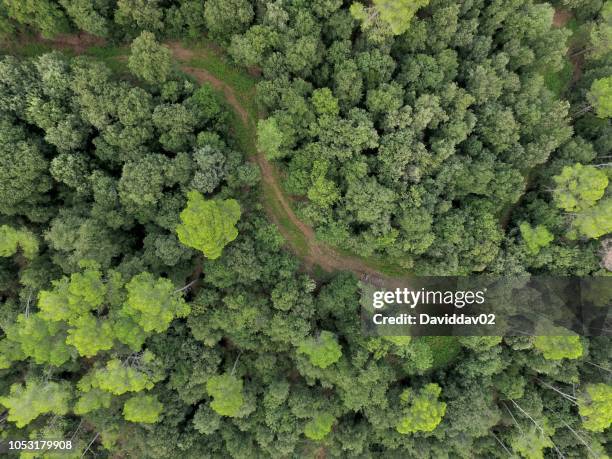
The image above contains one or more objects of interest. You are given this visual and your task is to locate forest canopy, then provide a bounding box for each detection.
[0,0,611,458]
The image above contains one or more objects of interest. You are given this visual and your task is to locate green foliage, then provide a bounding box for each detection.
[2,0,69,37]
[510,426,554,459]
[533,334,583,360]
[89,354,162,395]
[396,383,446,434]
[0,379,71,428]
[204,0,253,44]
[0,225,38,259]
[128,31,172,85]
[297,331,342,368]
[589,1,612,59]
[519,223,554,255]
[124,272,190,333]
[7,314,73,365]
[552,163,608,211]
[578,383,612,432]
[206,373,244,417]
[123,394,164,423]
[569,198,612,239]
[588,76,612,118]
[176,191,241,259]
[257,117,285,160]
[73,388,112,415]
[350,0,430,38]
[0,3,609,458]
[304,413,335,440]
[65,315,115,357]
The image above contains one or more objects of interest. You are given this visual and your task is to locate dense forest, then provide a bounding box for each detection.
[0,0,611,458]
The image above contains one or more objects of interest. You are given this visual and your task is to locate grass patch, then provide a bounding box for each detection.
[0,41,57,57]
[182,38,257,95]
[84,45,129,75]
[334,247,412,278]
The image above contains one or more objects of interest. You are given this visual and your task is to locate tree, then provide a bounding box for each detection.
[257,117,285,160]
[0,225,38,259]
[533,334,583,360]
[569,198,612,240]
[297,331,342,368]
[6,314,73,366]
[88,355,162,395]
[578,384,612,432]
[396,383,446,434]
[206,374,244,417]
[60,0,110,37]
[115,0,164,33]
[350,0,430,37]
[519,223,554,255]
[0,379,71,428]
[176,191,241,259]
[123,394,164,423]
[587,77,612,119]
[204,0,253,44]
[0,119,52,217]
[304,413,335,440]
[128,31,172,85]
[123,272,190,333]
[2,0,69,37]
[589,2,612,60]
[65,315,115,357]
[552,163,608,211]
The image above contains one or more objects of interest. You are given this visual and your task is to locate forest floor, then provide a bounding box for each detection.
[0,33,413,282]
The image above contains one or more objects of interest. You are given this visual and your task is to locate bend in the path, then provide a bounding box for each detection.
[7,34,412,282]
[169,48,409,281]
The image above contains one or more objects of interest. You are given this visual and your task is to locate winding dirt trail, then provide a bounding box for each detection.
[6,34,411,281]
[165,42,410,281]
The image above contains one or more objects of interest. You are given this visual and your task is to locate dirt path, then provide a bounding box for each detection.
[170,49,407,280]
[552,9,584,84]
[553,9,572,28]
[7,34,411,282]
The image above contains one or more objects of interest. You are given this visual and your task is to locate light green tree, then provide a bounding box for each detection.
[257,117,285,160]
[587,77,612,119]
[533,333,583,360]
[510,426,554,459]
[569,198,612,240]
[350,0,430,36]
[128,31,172,85]
[519,223,554,255]
[7,314,73,366]
[0,225,38,259]
[123,394,164,423]
[176,191,241,259]
[579,383,612,432]
[73,387,112,415]
[65,315,115,357]
[123,272,190,333]
[88,354,162,395]
[396,384,446,434]
[297,331,342,368]
[37,264,107,325]
[0,379,71,428]
[589,1,612,59]
[552,164,608,212]
[304,413,336,440]
[206,373,244,417]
